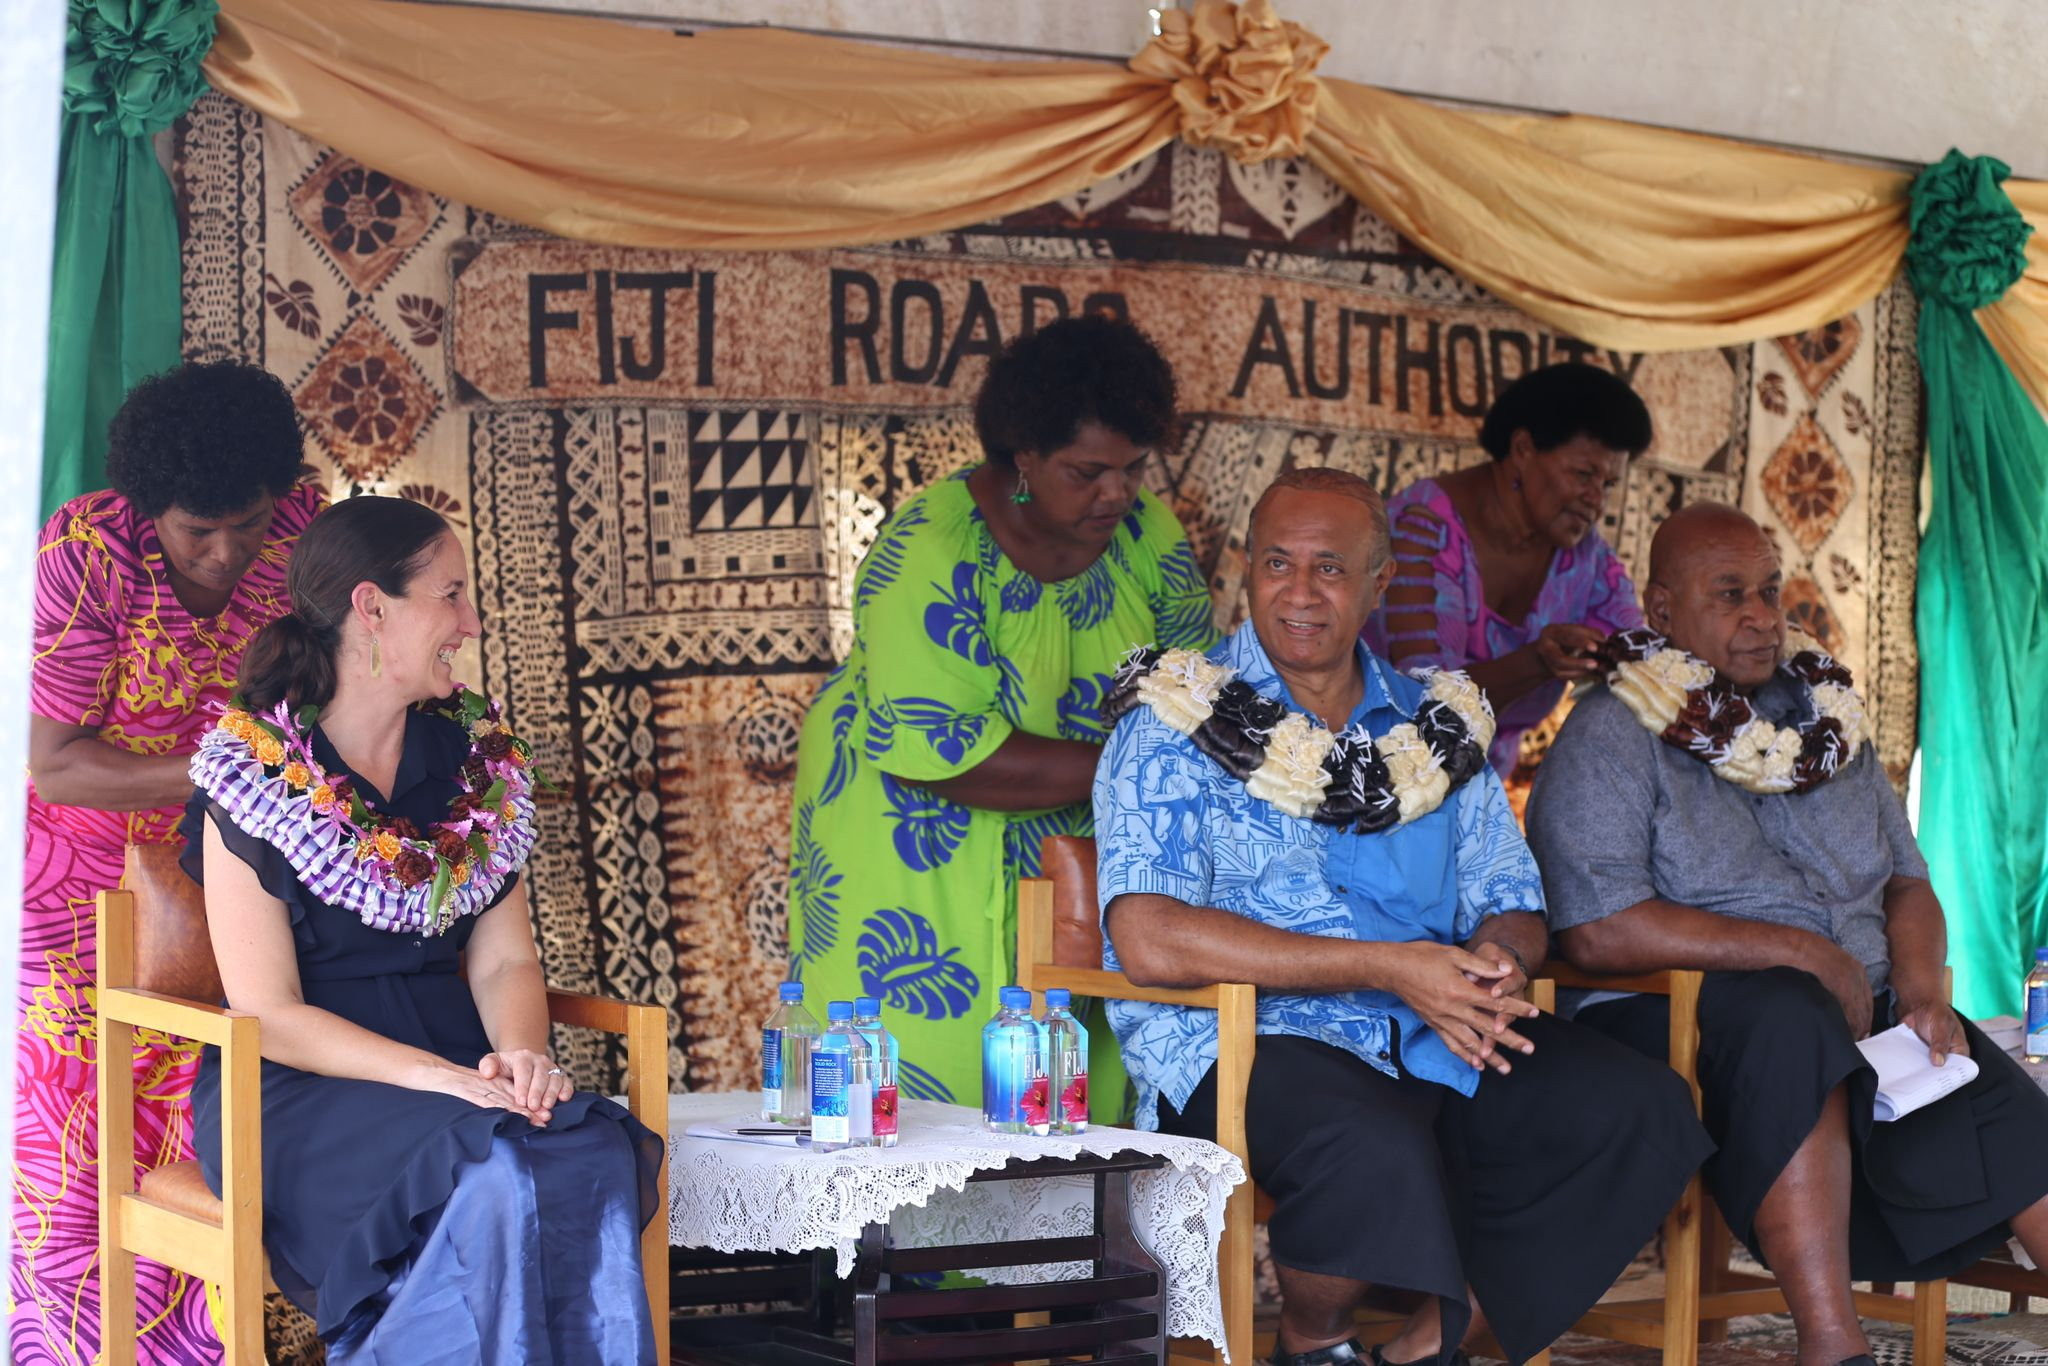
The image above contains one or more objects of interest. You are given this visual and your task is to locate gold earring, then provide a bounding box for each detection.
[370,637,382,678]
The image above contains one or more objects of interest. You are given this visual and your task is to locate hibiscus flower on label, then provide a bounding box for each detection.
[1061,1075,1089,1129]
[1020,1077,1053,1131]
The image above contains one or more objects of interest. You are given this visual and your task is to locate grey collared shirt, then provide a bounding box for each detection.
[1527,677,1927,1000]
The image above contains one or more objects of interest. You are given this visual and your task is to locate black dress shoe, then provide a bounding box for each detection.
[1271,1340,1367,1366]
[1371,1349,1469,1366]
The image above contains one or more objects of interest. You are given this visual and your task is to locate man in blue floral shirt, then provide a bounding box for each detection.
[1094,468,1709,1366]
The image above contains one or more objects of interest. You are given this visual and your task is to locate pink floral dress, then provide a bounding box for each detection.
[1363,478,1642,776]
[15,483,321,1365]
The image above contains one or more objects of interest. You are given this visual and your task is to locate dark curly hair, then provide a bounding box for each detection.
[1478,361,1653,462]
[973,314,1177,468]
[105,360,307,519]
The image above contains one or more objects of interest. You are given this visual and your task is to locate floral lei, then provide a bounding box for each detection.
[1104,646,1496,831]
[1595,626,1869,794]
[189,687,541,936]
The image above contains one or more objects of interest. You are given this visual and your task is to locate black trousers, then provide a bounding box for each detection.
[1578,967,2048,1281]
[1159,1017,1710,1365]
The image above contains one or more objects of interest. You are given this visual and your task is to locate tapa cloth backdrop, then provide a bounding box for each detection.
[172,92,1922,1093]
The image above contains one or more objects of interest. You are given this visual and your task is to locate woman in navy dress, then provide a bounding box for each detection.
[181,496,662,1364]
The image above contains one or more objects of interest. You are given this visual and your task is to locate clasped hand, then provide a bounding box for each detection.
[1385,940,1538,1074]
[427,1049,574,1125]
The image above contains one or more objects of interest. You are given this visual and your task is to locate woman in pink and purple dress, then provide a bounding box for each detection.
[20,360,322,1365]
[1365,363,1653,777]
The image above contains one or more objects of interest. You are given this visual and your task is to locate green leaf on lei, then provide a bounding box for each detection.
[425,861,452,927]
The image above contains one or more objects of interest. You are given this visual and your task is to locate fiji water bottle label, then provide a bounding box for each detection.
[1060,1068,1089,1127]
[2028,984,2048,1055]
[873,1084,899,1138]
[811,1051,850,1145]
[849,1083,873,1142]
[761,1027,783,1113]
[985,1036,1024,1124]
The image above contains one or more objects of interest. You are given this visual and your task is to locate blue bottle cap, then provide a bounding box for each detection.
[2037,948,2048,962]
[779,981,805,1002]
[1045,988,1072,1008]
[855,996,881,1016]
[1000,986,1032,1010]
[827,1000,855,1021]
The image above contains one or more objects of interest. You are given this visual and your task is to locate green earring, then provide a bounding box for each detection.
[1010,470,1032,505]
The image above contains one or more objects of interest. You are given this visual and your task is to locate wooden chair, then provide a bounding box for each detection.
[1018,835,1259,1365]
[1020,835,1517,1366]
[1947,1245,2048,1312]
[1531,963,1949,1366]
[98,840,673,1366]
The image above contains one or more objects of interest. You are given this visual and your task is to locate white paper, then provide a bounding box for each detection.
[1857,1022,1979,1122]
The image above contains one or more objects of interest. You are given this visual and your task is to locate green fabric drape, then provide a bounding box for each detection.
[1908,150,2048,1018]
[42,0,218,520]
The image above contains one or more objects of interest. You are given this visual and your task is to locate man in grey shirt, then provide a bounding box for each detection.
[1529,503,2048,1366]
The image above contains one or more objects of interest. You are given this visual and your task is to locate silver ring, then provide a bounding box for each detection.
[546,1068,563,1077]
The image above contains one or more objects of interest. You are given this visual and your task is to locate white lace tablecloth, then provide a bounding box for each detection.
[665,1092,1245,1356]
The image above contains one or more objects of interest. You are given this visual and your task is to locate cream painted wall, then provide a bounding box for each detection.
[472,0,2047,177]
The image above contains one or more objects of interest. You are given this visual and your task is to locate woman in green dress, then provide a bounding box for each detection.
[788,315,1218,1111]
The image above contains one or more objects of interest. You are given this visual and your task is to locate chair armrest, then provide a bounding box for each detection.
[1535,961,1691,995]
[543,987,667,1133]
[99,987,255,1050]
[1027,964,1245,1009]
[1532,962,1707,1107]
[545,986,663,1035]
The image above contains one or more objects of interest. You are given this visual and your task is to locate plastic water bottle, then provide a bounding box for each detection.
[2026,949,2048,1063]
[811,1001,872,1152]
[1041,988,1089,1134]
[852,996,900,1148]
[761,982,821,1124]
[982,986,1048,1136]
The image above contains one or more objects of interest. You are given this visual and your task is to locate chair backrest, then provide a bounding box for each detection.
[1041,835,1102,969]
[122,840,224,1003]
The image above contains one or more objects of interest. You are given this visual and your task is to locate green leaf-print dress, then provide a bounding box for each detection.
[789,471,1218,1114]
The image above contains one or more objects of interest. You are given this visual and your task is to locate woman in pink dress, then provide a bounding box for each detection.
[1364,363,1653,777]
[19,360,323,1365]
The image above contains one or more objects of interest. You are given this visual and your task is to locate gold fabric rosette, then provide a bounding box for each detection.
[1244,712,1336,817]
[1129,0,1328,164]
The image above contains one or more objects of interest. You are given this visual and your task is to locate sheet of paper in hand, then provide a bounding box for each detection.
[1858,1023,1980,1121]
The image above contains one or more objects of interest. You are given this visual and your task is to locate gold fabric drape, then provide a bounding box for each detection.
[1308,92,1911,352]
[203,0,2047,407]
[204,0,1180,248]
[1983,180,2048,413]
